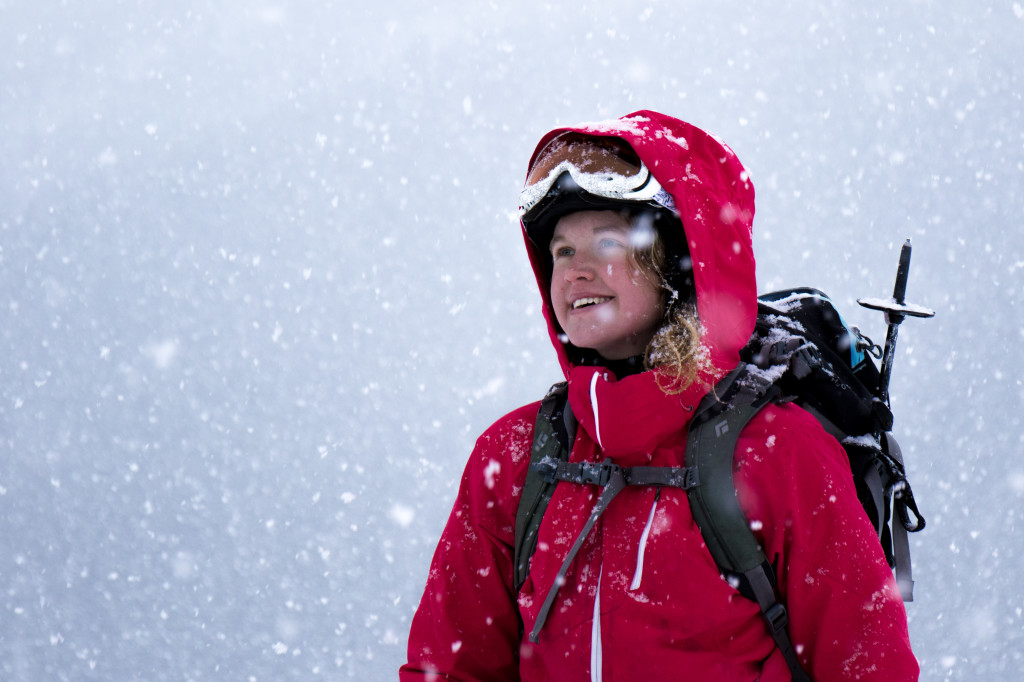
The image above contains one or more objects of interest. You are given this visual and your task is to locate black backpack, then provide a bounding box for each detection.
[513,287,927,682]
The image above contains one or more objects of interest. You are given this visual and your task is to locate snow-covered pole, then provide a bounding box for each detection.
[857,239,935,407]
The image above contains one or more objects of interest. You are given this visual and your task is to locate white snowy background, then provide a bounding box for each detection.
[1,0,1021,679]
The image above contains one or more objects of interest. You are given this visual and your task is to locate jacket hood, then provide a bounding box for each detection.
[521,110,757,382]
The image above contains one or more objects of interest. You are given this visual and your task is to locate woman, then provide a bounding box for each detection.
[401,111,918,680]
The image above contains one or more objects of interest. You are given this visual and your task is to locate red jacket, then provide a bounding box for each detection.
[402,111,918,681]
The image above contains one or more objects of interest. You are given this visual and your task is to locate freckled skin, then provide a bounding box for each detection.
[549,211,665,360]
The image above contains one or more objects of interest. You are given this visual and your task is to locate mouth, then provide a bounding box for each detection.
[572,296,612,310]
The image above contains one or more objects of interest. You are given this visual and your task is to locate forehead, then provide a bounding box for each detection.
[550,210,632,241]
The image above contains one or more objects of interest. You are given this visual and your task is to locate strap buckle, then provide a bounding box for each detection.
[531,457,560,483]
[763,602,789,636]
[579,459,621,487]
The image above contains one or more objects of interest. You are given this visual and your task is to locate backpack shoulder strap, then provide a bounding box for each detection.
[686,366,775,572]
[514,382,571,593]
[686,365,811,682]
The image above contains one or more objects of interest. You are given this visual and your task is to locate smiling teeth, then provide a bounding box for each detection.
[572,297,612,309]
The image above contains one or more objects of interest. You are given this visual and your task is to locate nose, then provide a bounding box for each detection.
[563,252,596,281]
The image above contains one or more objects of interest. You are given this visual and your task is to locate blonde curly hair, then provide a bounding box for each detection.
[627,215,709,394]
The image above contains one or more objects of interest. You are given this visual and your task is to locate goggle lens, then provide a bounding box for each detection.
[525,134,643,187]
[519,133,663,220]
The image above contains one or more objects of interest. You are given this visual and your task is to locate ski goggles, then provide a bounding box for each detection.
[518,133,666,221]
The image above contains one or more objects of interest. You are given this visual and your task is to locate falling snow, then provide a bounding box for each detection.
[1,1,1021,681]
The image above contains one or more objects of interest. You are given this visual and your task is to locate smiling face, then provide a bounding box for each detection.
[549,210,667,361]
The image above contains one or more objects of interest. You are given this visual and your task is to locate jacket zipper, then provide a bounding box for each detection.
[630,490,661,591]
[591,565,603,682]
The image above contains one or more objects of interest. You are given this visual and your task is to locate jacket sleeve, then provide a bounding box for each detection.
[400,405,537,681]
[735,403,920,681]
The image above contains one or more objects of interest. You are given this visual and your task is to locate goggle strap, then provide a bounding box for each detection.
[520,162,665,218]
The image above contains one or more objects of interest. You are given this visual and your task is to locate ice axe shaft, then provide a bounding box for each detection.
[857,239,935,407]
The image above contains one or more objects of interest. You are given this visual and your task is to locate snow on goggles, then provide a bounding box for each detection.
[518,133,665,219]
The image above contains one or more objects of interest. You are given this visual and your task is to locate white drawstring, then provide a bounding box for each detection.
[589,371,603,449]
[629,495,659,591]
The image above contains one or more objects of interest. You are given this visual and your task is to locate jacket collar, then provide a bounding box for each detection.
[566,364,713,466]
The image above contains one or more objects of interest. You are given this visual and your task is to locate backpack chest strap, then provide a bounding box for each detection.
[527,458,697,643]
[532,457,699,490]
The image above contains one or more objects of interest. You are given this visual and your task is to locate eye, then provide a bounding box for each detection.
[552,245,574,259]
[597,237,625,250]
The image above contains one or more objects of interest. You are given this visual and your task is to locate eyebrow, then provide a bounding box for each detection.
[549,224,631,252]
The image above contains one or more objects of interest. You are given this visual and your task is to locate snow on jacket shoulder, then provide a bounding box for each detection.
[400,403,536,681]
[735,402,919,680]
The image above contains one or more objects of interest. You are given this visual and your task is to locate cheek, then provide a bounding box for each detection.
[632,286,666,322]
[549,277,568,322]
[592,305,615,326]
[549,267,563,298]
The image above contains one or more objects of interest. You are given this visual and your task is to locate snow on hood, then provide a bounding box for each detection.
[521,110,758,380]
